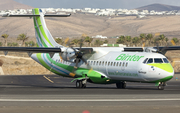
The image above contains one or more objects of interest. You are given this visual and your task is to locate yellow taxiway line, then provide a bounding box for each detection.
[43,75,54,83]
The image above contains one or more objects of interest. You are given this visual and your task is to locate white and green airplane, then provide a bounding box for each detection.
[0,8,178,90]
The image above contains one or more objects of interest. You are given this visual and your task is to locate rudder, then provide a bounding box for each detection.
[32,8,61,47]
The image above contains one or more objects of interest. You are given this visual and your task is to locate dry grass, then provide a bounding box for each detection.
[0,55,53,75]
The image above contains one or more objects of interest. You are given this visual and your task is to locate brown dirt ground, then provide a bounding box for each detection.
[0,54,53,75]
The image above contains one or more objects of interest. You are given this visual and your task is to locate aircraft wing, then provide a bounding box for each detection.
[0,47,61,58]
[149,46,180,54]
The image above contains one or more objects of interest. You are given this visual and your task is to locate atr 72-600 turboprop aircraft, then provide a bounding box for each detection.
[0,8,179,90]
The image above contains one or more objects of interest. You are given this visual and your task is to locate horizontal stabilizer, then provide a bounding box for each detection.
[2,14,71,17]
[0,47,61,58]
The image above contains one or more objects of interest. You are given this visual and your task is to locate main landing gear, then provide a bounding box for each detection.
[76,80,87,88]
[158,82,166,90]
[116,81,126,89]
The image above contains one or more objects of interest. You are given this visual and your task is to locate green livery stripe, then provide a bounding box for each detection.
[34,8,39,15]
[34,8,53,47]
[36,43,39,47]
[46,53,74,72]
[45,53,93,77]
[36,53,63,75]
[147,63,173,73]
[150,76,173,83]
[33,16,48,47]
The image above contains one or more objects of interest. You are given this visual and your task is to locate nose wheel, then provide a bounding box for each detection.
[158,84,164,90]
[158,82,166,90]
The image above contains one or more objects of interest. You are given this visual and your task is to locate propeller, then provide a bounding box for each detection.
[71,39,92,73]
[62,38,93,76]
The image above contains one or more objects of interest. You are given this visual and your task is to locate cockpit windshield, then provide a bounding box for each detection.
[143,58,169,64]
[154,58,163,63]
[147,58,153,64]
[163,58,169,63]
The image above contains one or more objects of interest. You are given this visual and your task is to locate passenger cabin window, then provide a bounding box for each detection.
[143,58,148,64]
[119,62,121,66]
[114,62,116,66]
[91,61,93,65]
[126,63,128,67]
[122,62,125,67]
[111,62,113,66]
[116,62,119,66]
[147,58,153,64]
[96,61,99,65]
[102,61,104,66]
[93,61,96,65]
[108,62,110,66]
[154,58,163,63]
[163,58,169,63]
[99,61,101,65]
[105,61,107,65]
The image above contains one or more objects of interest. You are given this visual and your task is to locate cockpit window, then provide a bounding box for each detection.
[154,58,163,63]
[163,58,169,63]
[143,58,148,64]
[147,58,153,64]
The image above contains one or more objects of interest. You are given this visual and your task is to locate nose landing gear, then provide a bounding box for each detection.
[158,82,166,90]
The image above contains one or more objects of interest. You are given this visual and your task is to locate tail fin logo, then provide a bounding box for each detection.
[39,9,43,12]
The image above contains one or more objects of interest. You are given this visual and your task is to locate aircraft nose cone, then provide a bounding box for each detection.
[163,63,174,81]
[163,63,174,74]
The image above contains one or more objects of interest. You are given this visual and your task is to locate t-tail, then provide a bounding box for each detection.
[32,8,62,47]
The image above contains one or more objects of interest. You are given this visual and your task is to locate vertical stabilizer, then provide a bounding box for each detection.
[32,8,61,47]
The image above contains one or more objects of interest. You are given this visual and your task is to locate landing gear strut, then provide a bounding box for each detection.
[116,81,126,89]
[158,82,166,90]
[76,80,87,88]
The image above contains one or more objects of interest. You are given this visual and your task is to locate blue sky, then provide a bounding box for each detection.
[14,0,180,9]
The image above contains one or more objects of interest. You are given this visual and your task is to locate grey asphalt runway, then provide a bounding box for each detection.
[0,74,180,113]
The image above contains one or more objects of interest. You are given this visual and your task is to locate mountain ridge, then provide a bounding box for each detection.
[136,3,180,11]
[0,0,33,10]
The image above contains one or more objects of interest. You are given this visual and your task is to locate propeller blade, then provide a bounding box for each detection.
[75,58,79,67]
[156,42,159,52]
[79,39,83,52]
[71,47,77,53]
[171,40,176,46]
[81,57,87,65]
[65,49,68,61]
[82,57,92,70]
[72,58,79,73]
[64,37,70,46]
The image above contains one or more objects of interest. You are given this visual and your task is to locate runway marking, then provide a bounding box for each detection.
[1,98,180,102]
[43,75,54,83]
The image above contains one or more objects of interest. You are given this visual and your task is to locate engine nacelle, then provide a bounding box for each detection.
[144,47,157,53]
[60,47,76,61]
